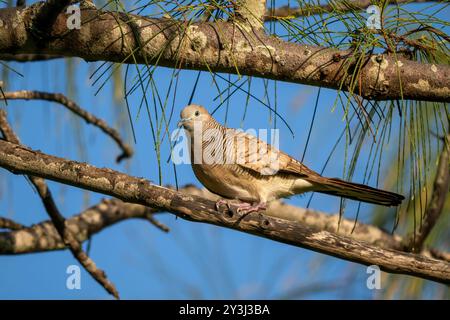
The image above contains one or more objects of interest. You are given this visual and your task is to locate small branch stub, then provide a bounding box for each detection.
[235,0,266,30]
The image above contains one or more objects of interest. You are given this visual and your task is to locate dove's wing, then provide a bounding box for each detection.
[227,129,320,178]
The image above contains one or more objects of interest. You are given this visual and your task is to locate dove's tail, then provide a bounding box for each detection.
[314,177,404,207]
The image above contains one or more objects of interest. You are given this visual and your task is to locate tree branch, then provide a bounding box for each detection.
[0,110,120,299]
[0,139,448,284]
[0,184,400,253]
[0,216,25,230]
[1,90,133,162]
[31,0,72,40]
[265,0,438,21]
[2,185,447,263]
[0,4,448,102]
[0,198,166,253]
[404,134,450,252]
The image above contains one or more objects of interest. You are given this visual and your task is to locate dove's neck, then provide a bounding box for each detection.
[189,118,227,165]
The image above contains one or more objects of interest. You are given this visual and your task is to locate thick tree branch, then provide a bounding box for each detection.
[0,185,402,253]
[4,184,448,261]
[1,90,133,162]
[0,110,120,299]
[2,185,448,263]
[0,4,448,102]
[404,134,450,252]
[0,139,448,284]
[265,0,438,21]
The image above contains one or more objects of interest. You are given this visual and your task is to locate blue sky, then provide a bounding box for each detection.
[0,1,448,299]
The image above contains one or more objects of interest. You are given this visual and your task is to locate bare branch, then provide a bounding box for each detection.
[0,198,166,254]
[2,90,133,162]
[404,134,450,252]
[144,213,170,232]
[0,139,448,284]
[265,0,438,21]
[2,184,448,264]
[0,110,120,299]
[0,217,25,230]
[0,185,400,253]
[0,4,448,102]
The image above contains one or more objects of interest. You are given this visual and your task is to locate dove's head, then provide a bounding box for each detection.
[178,104,212,132]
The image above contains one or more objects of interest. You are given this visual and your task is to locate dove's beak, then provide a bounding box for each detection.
[177,117,192,127]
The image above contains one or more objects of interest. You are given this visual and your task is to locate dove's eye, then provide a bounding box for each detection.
[194,110,200,117]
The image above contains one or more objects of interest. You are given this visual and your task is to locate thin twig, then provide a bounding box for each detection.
[0,109,120,299]
[0,217,25,230]
[144,212,170,232]
[2,90,133,162]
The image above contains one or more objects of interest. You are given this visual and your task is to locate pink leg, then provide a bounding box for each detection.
[215,199,267,214]
[235,202,267,214]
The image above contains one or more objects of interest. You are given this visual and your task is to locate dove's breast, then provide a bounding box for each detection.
[192,163,260,202]
[191,163,313,203]
[188,121,314,203]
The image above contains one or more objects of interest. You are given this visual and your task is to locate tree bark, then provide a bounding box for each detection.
[0,4,448,102]
[235,0,266,29]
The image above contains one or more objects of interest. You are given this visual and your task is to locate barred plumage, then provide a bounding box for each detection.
[179,104,404,211]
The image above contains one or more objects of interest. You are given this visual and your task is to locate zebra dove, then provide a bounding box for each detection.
[178,104,404,213]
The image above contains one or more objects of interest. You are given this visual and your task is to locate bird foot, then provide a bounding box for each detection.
[215,200,267,215]
[235,202,267,214]
[215,199,231,212]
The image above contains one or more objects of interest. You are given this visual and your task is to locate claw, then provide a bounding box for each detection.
[215,199,231,212]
